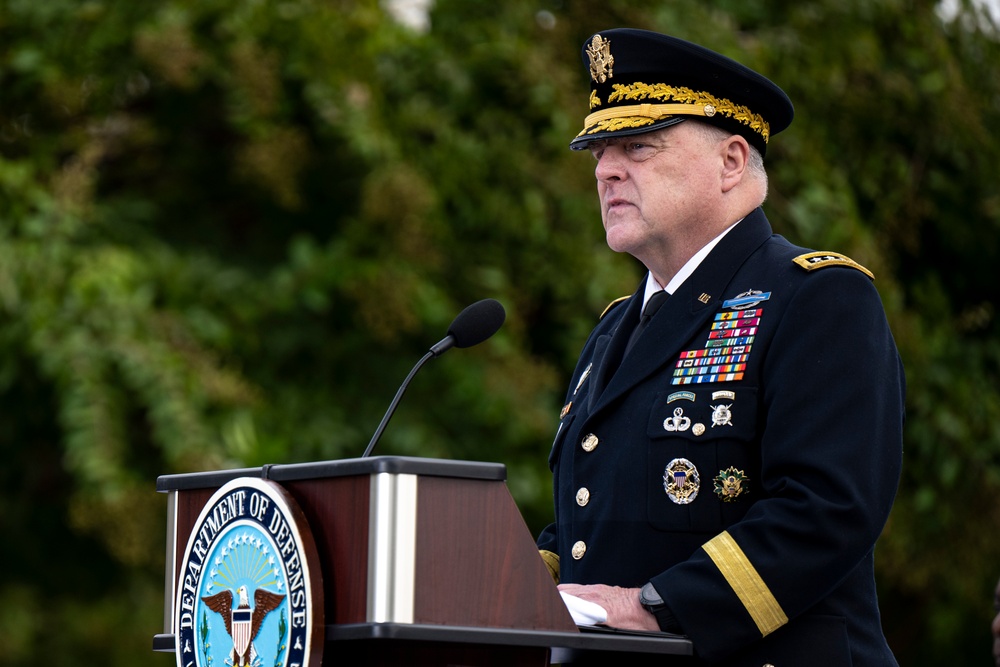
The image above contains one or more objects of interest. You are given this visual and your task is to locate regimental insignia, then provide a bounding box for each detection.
[714,467,750,502]
[792,251,875,280]
[722,289,771,311]
[586,34,615,83]
[664,458,700,504]
[663,407,692,432]
[711,403,733,427]
[174,478,323,667]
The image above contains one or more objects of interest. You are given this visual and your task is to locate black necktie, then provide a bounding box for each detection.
[624,290,669,357]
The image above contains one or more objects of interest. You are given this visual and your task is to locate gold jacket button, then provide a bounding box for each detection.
[576,487,591,506]
[571,541,587,559]
[581,433,599,452]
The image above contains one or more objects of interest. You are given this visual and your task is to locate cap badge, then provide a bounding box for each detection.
[664,458,700,504]
[714,467,749,502]
[586,34,615,83]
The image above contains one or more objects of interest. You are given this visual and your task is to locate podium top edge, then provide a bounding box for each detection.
[156,456,507,491]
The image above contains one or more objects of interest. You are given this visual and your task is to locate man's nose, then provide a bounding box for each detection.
[595,147,626,182]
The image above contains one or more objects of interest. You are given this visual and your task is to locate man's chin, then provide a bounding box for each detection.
[604,230,639,255]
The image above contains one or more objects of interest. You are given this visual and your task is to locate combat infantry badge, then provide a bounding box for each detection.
[586,34,614,83]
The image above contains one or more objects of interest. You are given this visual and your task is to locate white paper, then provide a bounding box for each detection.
[559,591,608,626]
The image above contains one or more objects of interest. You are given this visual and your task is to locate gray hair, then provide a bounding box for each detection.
[690,121,768,203]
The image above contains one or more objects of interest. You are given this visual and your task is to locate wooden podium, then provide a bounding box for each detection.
[154,456,694,665]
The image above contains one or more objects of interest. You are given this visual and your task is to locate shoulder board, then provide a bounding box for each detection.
[792,252,874,280]
[600,296,630,320]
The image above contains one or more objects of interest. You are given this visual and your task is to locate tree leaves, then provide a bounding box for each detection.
[2,0,999,664]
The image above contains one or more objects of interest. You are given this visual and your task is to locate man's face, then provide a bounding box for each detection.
[589,122,725,268]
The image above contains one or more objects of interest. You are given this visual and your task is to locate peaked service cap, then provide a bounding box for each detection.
[570,28,793,156]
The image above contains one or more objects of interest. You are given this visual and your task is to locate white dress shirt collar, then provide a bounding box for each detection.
[640,218,742,308]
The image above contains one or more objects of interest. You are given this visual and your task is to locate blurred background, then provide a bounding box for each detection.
[2,0,999,664]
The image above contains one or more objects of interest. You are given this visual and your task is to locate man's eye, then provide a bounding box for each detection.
[625,142,656,159]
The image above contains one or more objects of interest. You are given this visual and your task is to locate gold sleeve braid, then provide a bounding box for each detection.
[702,531,788,637]
[539,549,560,584]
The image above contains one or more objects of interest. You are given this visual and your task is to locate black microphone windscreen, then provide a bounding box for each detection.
[448,298,506,348]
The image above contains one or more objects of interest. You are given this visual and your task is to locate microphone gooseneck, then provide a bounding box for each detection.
[362,299,507,458]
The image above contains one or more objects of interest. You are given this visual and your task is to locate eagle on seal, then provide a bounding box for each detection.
[201,584,286,666]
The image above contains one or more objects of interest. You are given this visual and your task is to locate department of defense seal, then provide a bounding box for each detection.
[174,477,323,667]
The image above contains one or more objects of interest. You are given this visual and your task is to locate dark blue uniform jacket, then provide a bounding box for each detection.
[538,208,904,666]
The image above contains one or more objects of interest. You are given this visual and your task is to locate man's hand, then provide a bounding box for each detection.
[557,583,661,632]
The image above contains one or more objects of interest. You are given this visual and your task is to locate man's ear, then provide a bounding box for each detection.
[720,135,751,193]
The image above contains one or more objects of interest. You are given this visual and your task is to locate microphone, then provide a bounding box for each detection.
[362,299,506,458]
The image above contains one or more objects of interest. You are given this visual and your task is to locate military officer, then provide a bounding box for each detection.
[537,29,905,666]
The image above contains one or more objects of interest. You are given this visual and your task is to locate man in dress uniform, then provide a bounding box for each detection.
[537,28,905,665]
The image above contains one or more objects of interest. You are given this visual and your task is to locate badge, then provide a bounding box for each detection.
[664,458,700,504]
[667,391,695,404]
[711,403,733,427]
[722,289,771,311]
[586,34,615,83]
[560,402,573,419]
[663,407,692,432]
[714,467,749,501]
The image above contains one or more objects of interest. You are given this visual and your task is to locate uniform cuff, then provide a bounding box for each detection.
[651,603,683,634]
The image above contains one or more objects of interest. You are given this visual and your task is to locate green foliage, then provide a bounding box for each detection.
[1,0,998,664]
